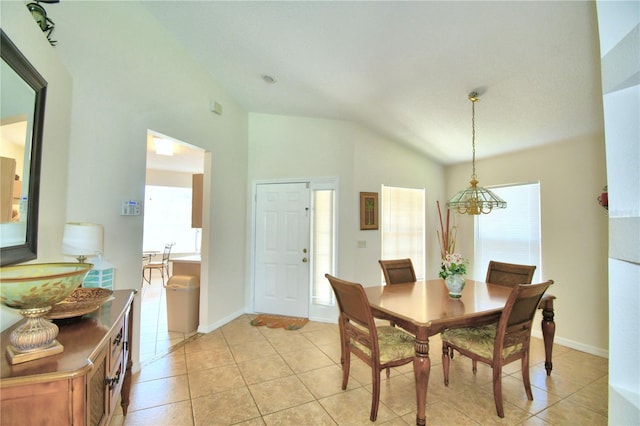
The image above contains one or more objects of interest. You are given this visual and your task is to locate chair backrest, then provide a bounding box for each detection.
[494,280,553,358]
[378,258,416,285]
[162,242,175,263]
[485,261,536,287]
[325,274,379,358]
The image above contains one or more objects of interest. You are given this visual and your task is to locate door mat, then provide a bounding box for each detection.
[250,314,309,330]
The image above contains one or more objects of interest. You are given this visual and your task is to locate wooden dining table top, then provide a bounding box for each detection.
[363,279,514,335]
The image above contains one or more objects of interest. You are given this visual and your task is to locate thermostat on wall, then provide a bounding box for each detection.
[121,200,141,216]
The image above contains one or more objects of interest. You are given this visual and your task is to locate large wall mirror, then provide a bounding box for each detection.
[0,30,47,266]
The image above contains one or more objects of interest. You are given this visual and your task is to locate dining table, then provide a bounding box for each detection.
[363,279,556,426]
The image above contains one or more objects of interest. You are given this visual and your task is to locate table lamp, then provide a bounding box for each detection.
[62,222,104,263]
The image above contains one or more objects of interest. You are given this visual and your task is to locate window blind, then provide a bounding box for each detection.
[381,185,426,281]
[474,182,541,282]
[311,189,335,306]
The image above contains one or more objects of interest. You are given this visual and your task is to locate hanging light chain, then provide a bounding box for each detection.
[469,92,479,181]
[446,90,507,215]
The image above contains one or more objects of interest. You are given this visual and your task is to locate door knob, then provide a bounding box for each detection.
[302,257,308,263]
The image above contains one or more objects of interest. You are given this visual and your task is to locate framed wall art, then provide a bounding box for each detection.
[360,192,378,230]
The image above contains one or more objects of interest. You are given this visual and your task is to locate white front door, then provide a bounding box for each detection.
[254,182,310,317]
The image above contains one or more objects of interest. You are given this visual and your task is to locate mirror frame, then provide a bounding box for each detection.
[1,30,47,266]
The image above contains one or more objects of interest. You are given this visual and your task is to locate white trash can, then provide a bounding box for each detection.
[165,275,200,333]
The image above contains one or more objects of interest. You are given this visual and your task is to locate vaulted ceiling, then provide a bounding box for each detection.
[142,1,603,166]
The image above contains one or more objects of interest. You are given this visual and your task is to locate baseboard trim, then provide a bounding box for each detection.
[198,308,246,333]
[532,330,609,358]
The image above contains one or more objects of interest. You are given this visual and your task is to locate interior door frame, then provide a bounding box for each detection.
[248,177,338,319]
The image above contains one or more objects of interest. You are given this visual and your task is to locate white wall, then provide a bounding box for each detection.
[247,113,445,295]
[0,3,73,330]
[446,134,609,355]
[596,1,640,423]
[351,124,447,284]
[1,3,250,365]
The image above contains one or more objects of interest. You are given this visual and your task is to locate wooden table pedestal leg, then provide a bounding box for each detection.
[540,295,556,376]
[413,336,430,426]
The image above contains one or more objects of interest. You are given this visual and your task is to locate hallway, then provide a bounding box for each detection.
[139,272,198,364]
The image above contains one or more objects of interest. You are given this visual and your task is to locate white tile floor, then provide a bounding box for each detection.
[139,273,197,364]
[112,314,608,426]
[129,274,608,425]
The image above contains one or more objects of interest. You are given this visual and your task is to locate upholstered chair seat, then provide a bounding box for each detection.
[351,325,415,363]
[441,324,523,361]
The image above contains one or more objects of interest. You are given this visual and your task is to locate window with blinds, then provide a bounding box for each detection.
[311,189,336,307]
[381,185,426,281]
[474,182,542,282]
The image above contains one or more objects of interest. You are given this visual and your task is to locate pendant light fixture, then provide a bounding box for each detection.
[447,92,506,215]
[26,0,59,46]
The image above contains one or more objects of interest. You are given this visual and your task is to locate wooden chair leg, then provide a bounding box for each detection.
[522,351,533,400]
[370,369,380,421]
[472,359,478,373]
[341,342,350,390]
[442,343,451,386]
[492,365,504,418]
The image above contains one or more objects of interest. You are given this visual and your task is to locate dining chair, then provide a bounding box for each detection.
[377,258,417,346]
[142,242,175,286]
[325,274,415,422]
[454,260,537,366]
[485,260,536,286]
[441,280,554,418]
[378,258,416,285]
[484,260,556,376]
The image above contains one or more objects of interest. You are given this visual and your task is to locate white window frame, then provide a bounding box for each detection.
[309,178,339,322]
[381,185,426,281]
[310,187,336,307]
[474,182,542,282]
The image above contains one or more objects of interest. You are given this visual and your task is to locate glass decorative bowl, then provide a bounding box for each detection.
[0,263,93,364]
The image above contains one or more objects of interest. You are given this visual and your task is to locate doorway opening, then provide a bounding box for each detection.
[141,130,205,363]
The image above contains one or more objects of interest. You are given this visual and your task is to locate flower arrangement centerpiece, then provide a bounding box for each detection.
[438,252,468,279]
[439,253,468,298]
[436,201,468,297]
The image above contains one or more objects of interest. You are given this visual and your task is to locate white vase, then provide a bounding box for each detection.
[444,274,465,298]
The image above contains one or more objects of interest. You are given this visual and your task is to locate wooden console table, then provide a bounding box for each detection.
[1,290,135,426]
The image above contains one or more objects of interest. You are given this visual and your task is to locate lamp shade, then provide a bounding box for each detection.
[62,222,103,258]
[447,92,507,215]
[447,179,507,215]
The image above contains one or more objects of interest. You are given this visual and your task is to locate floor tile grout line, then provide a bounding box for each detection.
[128,310,608,425]
[231,318,370,423]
